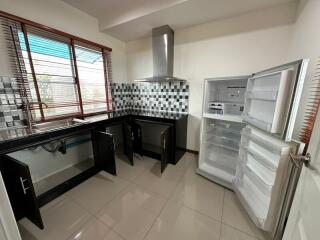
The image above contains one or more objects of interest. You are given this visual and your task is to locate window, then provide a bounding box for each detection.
[18,27,81,121]
[0,11,113,122]
[75,42,112,115]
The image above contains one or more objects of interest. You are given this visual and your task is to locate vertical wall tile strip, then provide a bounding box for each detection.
[0,76,27,139]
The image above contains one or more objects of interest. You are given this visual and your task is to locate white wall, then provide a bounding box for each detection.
[126,3,297,151]
[0,0,128,83]
[286,0,320,141]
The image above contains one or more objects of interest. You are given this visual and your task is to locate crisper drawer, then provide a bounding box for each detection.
[205,145,238,174]
[242,68,294,137]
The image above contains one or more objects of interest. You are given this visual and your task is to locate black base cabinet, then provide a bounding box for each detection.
[0,129,117,230]
[0,155,44,229]
[91,130,117,175]
[0,112,188,231]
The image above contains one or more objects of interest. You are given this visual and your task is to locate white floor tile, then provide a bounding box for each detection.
[19,196,91,240]
[97,184,167,240]
[171,168,224,221]
[145,201,221,240]
[66,171,130,214]
[133,157,190,198]
[220,224,259,240]
[115,153,156,181]
[67,217,110,240]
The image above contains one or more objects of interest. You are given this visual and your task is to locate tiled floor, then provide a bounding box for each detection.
[19,152,270,240]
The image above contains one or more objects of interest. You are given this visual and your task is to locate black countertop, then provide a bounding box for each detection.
[0,109,188,154]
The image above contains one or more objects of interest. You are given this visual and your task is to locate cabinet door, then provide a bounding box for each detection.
[92,130,116,175]
[0,155,44,229]
[123,122,134,165]
[132,121,143,156]
[160,127,171,173]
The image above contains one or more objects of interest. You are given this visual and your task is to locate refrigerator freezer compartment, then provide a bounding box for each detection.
[246,90,278,101]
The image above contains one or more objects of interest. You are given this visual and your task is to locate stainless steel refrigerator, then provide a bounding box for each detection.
[197,59,309,235]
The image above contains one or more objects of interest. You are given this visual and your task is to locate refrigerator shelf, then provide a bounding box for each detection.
[205,139,239,152]
[245,90,278,101]
[209,123,243,134]
[206,133,241,145]
[203,113,243,123]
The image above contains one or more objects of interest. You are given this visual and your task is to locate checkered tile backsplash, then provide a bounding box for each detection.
[0,76,26,130]
[111,81,189,113]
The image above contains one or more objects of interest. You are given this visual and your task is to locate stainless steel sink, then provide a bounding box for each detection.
[32,118,85,133]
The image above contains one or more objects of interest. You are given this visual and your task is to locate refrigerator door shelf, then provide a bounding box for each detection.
[239,145,278,171]
[237,153,275,196]
[243,68,295,137]
[241,127,285,154]
[245,90,278,101]
[242,114,273,133]
[234,181,268,229]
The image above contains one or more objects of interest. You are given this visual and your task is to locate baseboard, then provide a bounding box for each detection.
[185,149,199,155]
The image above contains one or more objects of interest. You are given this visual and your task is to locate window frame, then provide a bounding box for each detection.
[0,10,113,122]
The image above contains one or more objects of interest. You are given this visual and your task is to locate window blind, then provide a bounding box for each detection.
[0,11,113,123]
[18,26,81,121]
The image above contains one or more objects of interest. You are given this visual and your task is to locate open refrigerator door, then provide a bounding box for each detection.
[233,60,309,233]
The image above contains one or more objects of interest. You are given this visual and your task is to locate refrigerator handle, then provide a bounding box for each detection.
[289,153,311,168]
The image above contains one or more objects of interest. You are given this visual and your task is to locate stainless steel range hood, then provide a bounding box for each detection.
[135,25,186,82]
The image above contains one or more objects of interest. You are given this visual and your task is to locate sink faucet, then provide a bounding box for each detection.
[22,101,49,132]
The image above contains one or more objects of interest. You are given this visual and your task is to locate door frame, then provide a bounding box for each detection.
[282,109,320,239]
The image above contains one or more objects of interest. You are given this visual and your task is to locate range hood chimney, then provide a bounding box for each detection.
[136,25,185,82]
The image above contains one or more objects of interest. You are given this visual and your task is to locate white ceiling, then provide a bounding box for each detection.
[63,0,297,41]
